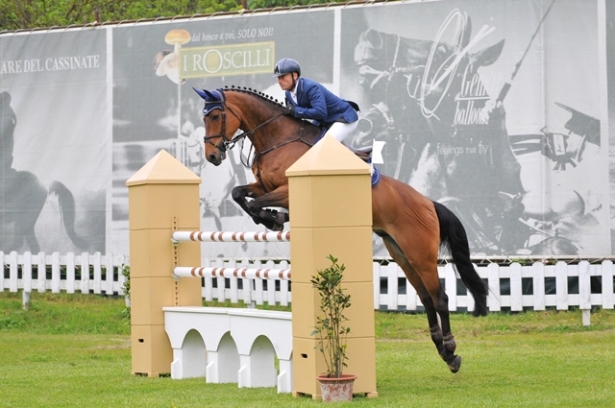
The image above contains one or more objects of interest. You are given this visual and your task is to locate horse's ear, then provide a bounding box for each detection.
[457,13,472,49]
[365,29,384,49]
[193,87,209,100]
[193,87,222,102]
[469,39,505,68]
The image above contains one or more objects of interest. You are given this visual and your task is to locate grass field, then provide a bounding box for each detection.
[1,292,614,407]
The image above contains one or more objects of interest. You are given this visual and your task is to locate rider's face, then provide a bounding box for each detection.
[277,73,296,91]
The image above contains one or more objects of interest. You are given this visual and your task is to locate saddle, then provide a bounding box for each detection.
[315,131,378,184]
[344,144,372,163]
[343,144,381,186]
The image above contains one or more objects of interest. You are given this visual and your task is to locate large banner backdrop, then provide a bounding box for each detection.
[0,0,612,259]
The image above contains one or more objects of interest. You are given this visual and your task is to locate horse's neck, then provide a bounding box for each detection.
[250,117,320,153]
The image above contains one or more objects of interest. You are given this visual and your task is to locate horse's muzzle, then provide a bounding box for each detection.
[206,150,225,166]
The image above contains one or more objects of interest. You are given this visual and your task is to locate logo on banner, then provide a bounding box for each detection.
[180,42,274,78]
[154,29,275,80]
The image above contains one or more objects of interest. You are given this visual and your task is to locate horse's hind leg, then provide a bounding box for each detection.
[381,235,461,373]
[431,289,460,373]
[416,269,460,373]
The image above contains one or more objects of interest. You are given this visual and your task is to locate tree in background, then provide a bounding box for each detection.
[0,0,351,31]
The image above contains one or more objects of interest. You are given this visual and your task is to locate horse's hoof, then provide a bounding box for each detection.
[447,355,462,373]
[271,223,283,232]
[257,209,287,231]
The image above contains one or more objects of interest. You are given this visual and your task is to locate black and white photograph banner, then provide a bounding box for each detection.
[0,0,611,259]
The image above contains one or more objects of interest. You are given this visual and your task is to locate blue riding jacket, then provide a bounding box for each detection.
[284,77,358,128]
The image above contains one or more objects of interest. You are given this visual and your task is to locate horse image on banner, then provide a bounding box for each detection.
[351,11,527,255]
[0,91,87,253]
[349,5,590,257]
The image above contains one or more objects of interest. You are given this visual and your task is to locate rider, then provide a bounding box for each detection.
[273,58,359,142]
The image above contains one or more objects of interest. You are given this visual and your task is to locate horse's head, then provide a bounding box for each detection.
[355,12,505,128]
[195,86,318,168]
[194,87,241,166]
[354,29,458,95]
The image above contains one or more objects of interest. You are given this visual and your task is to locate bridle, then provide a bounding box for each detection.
[203,99,284,154]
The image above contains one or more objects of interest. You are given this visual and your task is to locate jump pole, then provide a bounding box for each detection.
[287,135,378,399]
[126,149,203,377]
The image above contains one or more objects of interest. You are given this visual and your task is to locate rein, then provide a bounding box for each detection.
[257,127,313,156]
[252,126,313,194]
[230,110,285,149]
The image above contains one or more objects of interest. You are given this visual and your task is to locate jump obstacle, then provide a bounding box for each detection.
[171,230,291,243]
[167,229,293,392]
[170,231,292,281]
[127,136,378,399]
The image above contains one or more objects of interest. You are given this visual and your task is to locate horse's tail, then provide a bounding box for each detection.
[433,200,488,316]
[49,181,88,250]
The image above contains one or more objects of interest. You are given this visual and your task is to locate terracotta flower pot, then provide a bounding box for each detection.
[317,374,357,402]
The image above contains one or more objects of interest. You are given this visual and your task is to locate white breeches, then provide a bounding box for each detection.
[326,121,359,142]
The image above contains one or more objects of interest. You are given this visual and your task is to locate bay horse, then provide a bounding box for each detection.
[195,86,488,373]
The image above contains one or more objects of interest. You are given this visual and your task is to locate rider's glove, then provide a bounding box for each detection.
[284,105,296,117]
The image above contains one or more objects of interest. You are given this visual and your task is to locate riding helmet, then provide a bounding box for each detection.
[273,58,301,77]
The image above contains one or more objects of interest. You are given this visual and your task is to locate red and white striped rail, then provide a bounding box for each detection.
[174,266,292,280]
[172,231,291,243]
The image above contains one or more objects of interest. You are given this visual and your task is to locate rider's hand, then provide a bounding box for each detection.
[284,105,295,117]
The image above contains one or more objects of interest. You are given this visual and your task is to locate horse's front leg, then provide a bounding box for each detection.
[231,182,267,223]
[231,183,288,231]
[247,184,290,231]
[247,184,289,231]
[248,184,289,209]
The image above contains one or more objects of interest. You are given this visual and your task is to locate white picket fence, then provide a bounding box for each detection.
[2,252,614,313]
[375,260,615,313]
[0,252,128,295]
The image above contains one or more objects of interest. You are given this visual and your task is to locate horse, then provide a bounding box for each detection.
[194,86,488,373]
[0,91,87,253]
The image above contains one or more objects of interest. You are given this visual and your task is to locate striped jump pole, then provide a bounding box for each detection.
[174,266,291,280]
[172,230,290,244]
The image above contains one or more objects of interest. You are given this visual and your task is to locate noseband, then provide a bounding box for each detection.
[203,101,237,153]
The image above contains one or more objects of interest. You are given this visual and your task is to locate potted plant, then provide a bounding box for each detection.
[310,255,357,402]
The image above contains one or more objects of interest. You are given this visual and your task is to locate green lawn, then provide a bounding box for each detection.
[1,292,614,407]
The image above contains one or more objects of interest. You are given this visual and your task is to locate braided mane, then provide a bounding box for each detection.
[222,85,284,108]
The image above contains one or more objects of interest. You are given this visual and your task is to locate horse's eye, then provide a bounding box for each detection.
[211,114,220,121]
